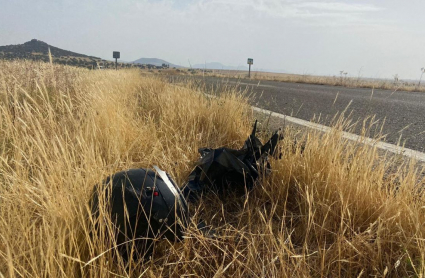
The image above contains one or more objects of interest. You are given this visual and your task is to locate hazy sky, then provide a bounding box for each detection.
[1,0,424,79]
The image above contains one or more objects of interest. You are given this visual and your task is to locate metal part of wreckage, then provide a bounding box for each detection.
[182,120,283,202]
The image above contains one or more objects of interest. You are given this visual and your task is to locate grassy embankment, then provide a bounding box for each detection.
[1,60,425,277]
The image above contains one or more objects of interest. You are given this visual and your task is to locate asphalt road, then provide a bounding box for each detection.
[169,76,425,152]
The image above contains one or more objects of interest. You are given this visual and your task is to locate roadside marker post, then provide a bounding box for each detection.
[113,51,120,70]
[247,58,253,78]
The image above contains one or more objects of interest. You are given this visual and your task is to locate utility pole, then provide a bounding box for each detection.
[113,51,120,70]
[247,58,253,78]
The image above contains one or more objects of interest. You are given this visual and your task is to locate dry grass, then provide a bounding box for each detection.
[1,60,425,277]
[177,68,425,93]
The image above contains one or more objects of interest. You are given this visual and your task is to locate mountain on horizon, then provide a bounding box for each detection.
[0,39,134,69]
[0,39,100,60]
[0,40,281,73]
[132,57,182,68]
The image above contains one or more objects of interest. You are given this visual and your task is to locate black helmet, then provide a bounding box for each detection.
[91,166,189,259]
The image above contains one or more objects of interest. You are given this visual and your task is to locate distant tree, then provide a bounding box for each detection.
[393,74,399,83]
[419,68,425,86]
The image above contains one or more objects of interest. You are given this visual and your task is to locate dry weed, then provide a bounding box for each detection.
[0,60,424,277]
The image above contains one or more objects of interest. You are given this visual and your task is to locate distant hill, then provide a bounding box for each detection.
[0,39,135,69]
[133,57,182,68]
[0,39,100,60]
[192,62,248,71]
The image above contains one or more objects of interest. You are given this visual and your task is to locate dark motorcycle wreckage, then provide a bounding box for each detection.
[90,121,283,260]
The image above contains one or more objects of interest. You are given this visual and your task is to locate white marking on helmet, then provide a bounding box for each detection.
[153,165,183,207]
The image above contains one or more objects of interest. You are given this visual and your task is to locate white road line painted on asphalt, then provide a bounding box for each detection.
[197,91,425,163]
[252,106,425,163]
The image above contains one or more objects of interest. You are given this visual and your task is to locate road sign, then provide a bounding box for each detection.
[247,58,253,78]
[113,51,120,70]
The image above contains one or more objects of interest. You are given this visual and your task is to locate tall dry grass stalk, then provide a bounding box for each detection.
[0,60,424,277]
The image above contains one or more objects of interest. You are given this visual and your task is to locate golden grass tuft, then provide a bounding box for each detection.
[1,60,425,277]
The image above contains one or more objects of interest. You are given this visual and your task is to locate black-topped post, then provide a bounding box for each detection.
[247,58,253,78]
[113,51,120,70]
